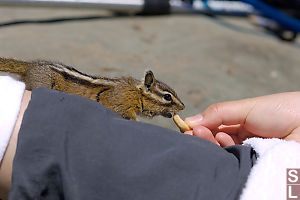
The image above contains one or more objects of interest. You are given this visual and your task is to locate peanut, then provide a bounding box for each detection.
[173,114,192,133]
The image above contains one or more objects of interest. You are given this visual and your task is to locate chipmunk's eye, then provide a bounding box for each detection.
[163,94,172,101]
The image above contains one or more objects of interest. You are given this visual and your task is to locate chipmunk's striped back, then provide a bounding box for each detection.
[35,60,121,87]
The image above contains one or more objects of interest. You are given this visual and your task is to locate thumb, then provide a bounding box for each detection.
[185,98,256,131]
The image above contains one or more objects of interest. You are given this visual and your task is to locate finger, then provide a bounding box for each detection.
[185,99,256,131]
[192,125,219,145]
[218,125,254,144]
[235,126,255,142]
[215,132,235,147]
[184,130,193,135]
[216,124,241,135]
[283,126,300,143]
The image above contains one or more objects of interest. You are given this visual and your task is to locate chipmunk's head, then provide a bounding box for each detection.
[139,70,185,119]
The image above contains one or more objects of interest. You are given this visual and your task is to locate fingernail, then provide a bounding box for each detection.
[185,114,203,127]
[184,130,194,136]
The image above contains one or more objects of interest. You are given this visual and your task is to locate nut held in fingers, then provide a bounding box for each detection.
[173,114,192,133]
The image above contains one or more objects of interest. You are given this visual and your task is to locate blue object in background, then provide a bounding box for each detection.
[240,0,300,32]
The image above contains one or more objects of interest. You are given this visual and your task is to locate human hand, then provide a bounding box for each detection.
[184,92,300,147]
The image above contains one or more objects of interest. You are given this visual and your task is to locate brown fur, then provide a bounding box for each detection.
[0,57,185,120]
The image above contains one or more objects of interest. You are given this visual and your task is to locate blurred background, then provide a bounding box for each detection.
[0,0,299,131]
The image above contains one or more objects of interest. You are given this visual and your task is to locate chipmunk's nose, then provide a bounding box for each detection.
[179,102,185,110]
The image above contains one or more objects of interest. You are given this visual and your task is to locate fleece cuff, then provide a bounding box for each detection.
[240,137,300,200]
[0,76,25,164]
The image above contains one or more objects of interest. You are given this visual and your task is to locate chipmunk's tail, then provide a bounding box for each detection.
[0,57,31,75]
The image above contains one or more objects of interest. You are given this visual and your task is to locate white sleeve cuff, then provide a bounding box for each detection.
[240,137,300,200]
[0,76,25,164]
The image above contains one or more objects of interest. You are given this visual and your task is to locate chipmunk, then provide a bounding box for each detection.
[0,57,185,121]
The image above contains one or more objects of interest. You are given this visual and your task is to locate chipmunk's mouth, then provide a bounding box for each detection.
[162,112,172,118]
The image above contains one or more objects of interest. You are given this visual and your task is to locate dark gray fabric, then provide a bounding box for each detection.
[9,87,256,200]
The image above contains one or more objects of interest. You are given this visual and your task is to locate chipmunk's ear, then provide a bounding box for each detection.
[144,70,155,89]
